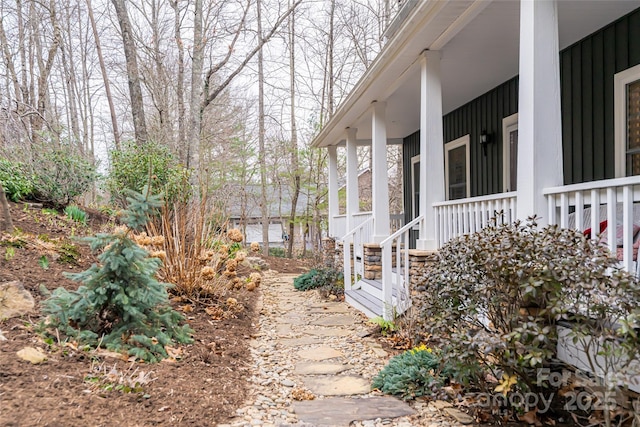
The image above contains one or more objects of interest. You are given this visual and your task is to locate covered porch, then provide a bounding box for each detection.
[315,0,640,320]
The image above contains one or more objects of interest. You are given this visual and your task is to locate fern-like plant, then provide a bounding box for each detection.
[42,187,193,362]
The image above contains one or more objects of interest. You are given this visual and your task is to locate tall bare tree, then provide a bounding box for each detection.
[111,0,147,144]
[257,0,269,256]
[86,0,120,148]
[286,3,300,258]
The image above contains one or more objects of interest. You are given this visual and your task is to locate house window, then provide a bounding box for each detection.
[614,64,640,177]
[411,155,420,218]
[502,113,518,192]
[445,135,470,200]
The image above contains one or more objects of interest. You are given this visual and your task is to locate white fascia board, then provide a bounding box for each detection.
[311,0,473,148]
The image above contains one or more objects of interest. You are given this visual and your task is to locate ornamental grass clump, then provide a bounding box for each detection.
[42,188,193,363]
[372,344,449,400]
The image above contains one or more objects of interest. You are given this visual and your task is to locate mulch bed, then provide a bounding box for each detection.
[0,202,274,426]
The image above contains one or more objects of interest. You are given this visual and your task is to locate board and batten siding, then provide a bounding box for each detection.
[561,7,640,184]
[402,6,640,220]
[402,77,518,223]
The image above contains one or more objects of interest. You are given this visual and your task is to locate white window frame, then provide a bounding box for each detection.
[444,135,471,201]
[502,113,518,192]
[614,63,640,177]
[410,154,420,218]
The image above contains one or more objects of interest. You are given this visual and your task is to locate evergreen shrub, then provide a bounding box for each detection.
[106,140,190,206]
[293,267,343,291]
[31,144,97,208]
[414,216,640,416]
[0,159,34,201]
[372,344,449,400]
[42,188,193,362]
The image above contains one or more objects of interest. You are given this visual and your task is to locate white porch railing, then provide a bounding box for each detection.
[544,176,640,273]
[332,214,347,239]
[433,192,517,247]
[390,213,404,233]
[379,215,424,321]
[342,216,374,292]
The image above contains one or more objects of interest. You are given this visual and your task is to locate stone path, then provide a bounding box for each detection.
[220,272,469,427]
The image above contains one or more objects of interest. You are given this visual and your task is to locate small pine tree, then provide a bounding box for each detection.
[42,187,193,362]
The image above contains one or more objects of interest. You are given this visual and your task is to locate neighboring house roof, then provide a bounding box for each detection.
[337,168,371,190]
[226,184,309,219]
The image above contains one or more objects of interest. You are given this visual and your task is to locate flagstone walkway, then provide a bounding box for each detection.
[220,272,468,427]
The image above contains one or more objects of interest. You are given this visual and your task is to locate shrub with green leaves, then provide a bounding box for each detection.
[0,159,33,201]
[30,145,97,208]
[42,188,193,363]
[414,216,640,405]
[372,345,449,400]
[106,140,191,207]
[293,267,343,291]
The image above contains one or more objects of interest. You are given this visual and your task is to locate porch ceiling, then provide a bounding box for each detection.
[312,0,640,148]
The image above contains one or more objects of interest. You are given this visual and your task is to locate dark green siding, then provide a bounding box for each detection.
[403,131,420,247]
[442,77,519,197]
[561,8,640,183]
[402,7,640,221]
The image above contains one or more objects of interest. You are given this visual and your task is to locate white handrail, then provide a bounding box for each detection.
[379,215,424,320]
[380,215,424,247]
[342,217,374,292]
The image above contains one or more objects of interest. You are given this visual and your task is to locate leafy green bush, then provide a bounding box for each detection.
[30,145,97,208]
[42,188,193,363]
[293,267,343,291]
[269,247,286,258]
[372,344,449,400]
[106,140,190,207]
[414,217,640,410]
[64,205,87,224]
[0,159,33,201]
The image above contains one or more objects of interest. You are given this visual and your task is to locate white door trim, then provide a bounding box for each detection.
[502,113,519,192]
[614,63,640,177]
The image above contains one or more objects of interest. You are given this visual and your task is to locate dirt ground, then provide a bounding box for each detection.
[0,202,312,426]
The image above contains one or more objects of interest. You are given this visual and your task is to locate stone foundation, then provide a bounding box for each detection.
[322,238,336,267]
[332,241,439,288]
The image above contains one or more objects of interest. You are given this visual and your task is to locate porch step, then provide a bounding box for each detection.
[345,279,411,319]
[358,278,401,300]
[345,289,383,318]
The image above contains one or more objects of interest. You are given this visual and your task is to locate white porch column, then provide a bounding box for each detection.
[516,0,563,223]
[345,128,359,231]
[327,145,339,237]
[417,50,445,250]
[371,101,390,242]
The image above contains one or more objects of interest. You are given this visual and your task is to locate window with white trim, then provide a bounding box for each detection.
[502,113,518,192]
[445,135,470,200]
[411,155,420,218]
[615,64,640,177]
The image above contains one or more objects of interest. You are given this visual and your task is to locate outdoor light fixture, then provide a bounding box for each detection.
[480,130,491,156]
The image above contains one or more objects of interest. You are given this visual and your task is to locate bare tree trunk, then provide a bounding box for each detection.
[257,0,269,256]
[111,0,147,144]
[286,4,300,259]
[32,0,61,144]
[0,188,13,233]
[87,0,120,148]
[187,0,204,170]
[327,0,335,118]
[170,0,186,160]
